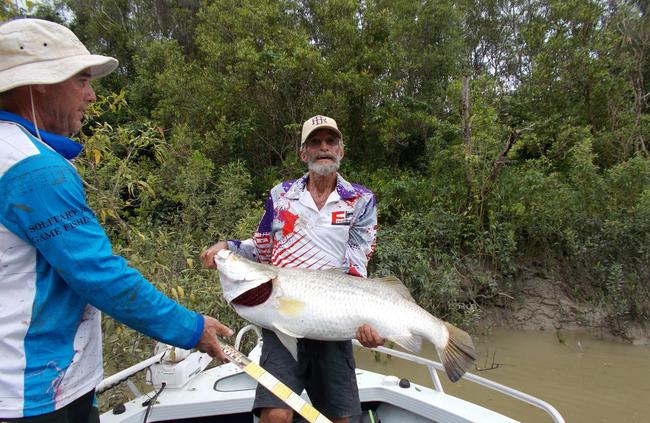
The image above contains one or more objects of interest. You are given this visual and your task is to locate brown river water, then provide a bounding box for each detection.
[354,329,650,423]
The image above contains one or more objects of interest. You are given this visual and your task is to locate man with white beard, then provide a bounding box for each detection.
[201,115,381,423]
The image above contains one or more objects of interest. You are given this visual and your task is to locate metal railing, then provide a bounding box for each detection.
[97,351,167,394]
[354,341,566,423]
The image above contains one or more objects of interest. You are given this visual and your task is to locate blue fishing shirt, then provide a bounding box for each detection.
[0,111,203,418]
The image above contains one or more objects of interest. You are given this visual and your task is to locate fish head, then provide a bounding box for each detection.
[215,250,278,303]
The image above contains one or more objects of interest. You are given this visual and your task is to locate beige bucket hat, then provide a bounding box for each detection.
[0,18,118,93]
[301,115,343,146]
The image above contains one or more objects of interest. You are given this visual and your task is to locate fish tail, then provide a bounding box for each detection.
[437,322,476,382]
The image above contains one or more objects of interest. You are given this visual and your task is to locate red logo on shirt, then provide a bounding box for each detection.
[279,210,299,236]
[331,211,352,225]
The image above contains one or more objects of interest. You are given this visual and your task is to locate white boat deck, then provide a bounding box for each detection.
[101,364,518,423]
[99,326,565,423]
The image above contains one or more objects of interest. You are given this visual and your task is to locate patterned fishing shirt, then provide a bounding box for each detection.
[228,173,377,278]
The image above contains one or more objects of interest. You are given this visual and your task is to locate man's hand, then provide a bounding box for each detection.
[195,315,234,360]
[356,324,385,348]
[200,241,228,269]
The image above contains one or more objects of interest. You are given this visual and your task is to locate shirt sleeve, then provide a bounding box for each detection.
[0,155,203,349]
[346,192,378,277]
[228,194,275,264]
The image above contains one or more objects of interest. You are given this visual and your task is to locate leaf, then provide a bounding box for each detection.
[92,149,102,165]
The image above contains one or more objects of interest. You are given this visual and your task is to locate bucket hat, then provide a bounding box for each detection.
[0,18,118,93]
[301,115,343,146]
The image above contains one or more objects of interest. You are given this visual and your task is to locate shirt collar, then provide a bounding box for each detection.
[285,172,358,200]
[0,110,83,160]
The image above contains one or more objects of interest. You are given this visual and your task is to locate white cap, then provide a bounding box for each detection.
[0,18,118,93]
[300,115,342,146]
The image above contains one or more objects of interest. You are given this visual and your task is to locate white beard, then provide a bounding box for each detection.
[309,160,340,176]
[306,152,341,176]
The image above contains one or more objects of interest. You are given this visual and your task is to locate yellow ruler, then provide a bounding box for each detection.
[219,341,332,423]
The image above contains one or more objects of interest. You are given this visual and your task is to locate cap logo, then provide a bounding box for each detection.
[301,114,341,146]
[312,116,327,125]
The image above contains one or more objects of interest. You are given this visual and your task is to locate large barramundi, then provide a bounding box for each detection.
[215,250,476,382]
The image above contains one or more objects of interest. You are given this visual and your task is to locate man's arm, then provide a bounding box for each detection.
[1,156,231,357]
[346,191,378,277]
[344,190,383,347]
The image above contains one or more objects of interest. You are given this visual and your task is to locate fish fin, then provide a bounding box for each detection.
[272,326,302,361]
[436,322,476,383]
[277,297,306,317]
[389,334,423,353]
[273,324,303,339]
[374,276,416,302]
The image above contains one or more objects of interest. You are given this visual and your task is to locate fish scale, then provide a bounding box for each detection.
[271,272,429,340]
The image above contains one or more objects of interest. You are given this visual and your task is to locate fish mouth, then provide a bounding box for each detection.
[215,249,276,280]
[214,249,233,266]
[217,249,233,259]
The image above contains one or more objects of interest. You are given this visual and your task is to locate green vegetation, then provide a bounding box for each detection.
[5,0,649,399]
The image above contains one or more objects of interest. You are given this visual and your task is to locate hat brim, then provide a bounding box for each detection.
[301,124,343,145]
[0,54,118,93]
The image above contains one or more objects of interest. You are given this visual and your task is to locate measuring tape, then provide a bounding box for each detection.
[219,342,332,423]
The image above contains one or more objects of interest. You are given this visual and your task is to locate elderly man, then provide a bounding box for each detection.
[0,18,232,422]
[201,115,383,423]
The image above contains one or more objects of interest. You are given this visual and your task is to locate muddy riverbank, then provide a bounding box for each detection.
[479,274,650,345]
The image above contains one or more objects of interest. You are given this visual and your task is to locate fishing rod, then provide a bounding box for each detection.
[218,340,332,423]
